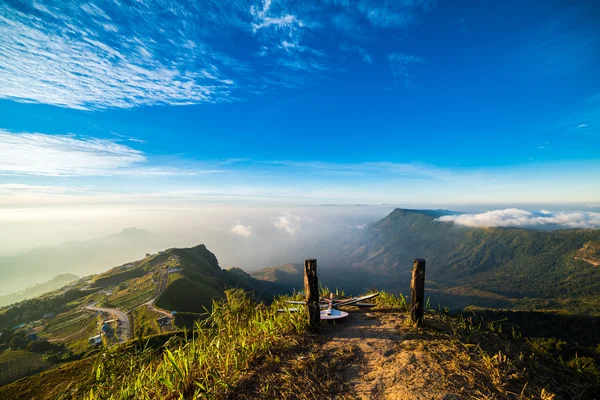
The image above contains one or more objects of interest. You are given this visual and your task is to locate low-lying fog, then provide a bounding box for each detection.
[1,203,599,294]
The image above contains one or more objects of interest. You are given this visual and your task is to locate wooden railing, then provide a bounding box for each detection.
[302,257,426,332]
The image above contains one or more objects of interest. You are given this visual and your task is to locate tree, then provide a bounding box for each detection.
[27,339,57,353]
[9,335,27,350]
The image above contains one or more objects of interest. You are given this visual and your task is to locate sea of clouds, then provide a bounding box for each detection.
[438,208,600,229]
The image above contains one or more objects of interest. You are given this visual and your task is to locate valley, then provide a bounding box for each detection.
[0,208,599,397]
[257,209,600,315]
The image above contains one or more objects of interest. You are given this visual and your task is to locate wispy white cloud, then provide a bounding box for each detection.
[251,0,301,31]
[0,184,87,196]
[0,130,145,176]
[438,208,600,229]
[339,43,373,64]
[231,224,254,237]
[0,130,214,177]
[0,0,436,109]
[261,160,454,180]
[388,53,424,87]
[577,123,588,128]
[0,1,238,109]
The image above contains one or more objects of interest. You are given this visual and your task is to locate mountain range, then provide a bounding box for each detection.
[1,209,600,392]
[0,228,170,294]
[0,274,79,307]
[252,208,600,313]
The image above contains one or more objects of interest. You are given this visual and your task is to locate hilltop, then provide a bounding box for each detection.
[1,209,600,397]
[1,290,597,399]
[0,244,282,386]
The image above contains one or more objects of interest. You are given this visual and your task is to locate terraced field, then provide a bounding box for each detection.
[42,311,96,339]
[0,350,49,385]
[107,275,157,310]
[110,289,155,310]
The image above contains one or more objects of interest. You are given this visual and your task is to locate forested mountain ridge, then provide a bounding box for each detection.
[253,209,600,313]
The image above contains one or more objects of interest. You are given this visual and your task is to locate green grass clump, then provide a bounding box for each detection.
[132,307,163,337]
[84,289,307,399]
[375,290,408,310]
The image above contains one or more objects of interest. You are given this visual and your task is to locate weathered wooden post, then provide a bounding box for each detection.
[304,259,320,332]
[410,258,426,327]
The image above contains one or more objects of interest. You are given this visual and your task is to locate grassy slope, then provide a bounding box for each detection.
[0,350,49,386]
[0,244,287,390]
[131,307,163,336]
[156,277,224,313]
[1,290,597,399]
[155,245,282,313]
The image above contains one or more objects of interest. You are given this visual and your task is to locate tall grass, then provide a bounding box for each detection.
[375,290,408,310]
[84,289,307,399]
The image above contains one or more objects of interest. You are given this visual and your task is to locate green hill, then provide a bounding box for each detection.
[250,263,303,287]
[152,245,284,313]
[252,208,600,314]
[1,290,598,399]
[0,244,287,385]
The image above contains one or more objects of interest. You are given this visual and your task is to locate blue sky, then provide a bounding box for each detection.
[0,0,599,206]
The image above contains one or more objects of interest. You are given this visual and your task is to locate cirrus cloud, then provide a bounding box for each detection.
[0,0,434,109]
[0,130,213,177]
[0,130,145,176]
[0,1,239,110]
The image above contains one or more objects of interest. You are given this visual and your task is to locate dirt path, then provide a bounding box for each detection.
[320,309,464,399]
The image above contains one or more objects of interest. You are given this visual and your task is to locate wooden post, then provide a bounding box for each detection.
[410,258,426,327]
[304,259,320,333]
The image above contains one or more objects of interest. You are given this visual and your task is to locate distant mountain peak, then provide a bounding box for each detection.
[390,208,459,218]
[119,227,150,236]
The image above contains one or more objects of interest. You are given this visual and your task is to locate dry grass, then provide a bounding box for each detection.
[1,290,598,400]
[230,336,354,399]
[360,297,599,399]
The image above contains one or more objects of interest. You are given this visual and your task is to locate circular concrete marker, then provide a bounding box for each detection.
[320,309,349,320]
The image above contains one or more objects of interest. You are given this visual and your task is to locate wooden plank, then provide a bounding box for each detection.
[327,293,334,315]
[410,258,426,327]
[304,259,320,332]
[333,292,380,308]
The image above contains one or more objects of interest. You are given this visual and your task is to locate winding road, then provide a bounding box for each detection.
[143,270,174,323]
[84,305,131,342]
[83,269,172,343]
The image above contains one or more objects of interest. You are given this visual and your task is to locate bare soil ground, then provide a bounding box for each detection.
[315,308,591,400]
[321,309,463,399]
